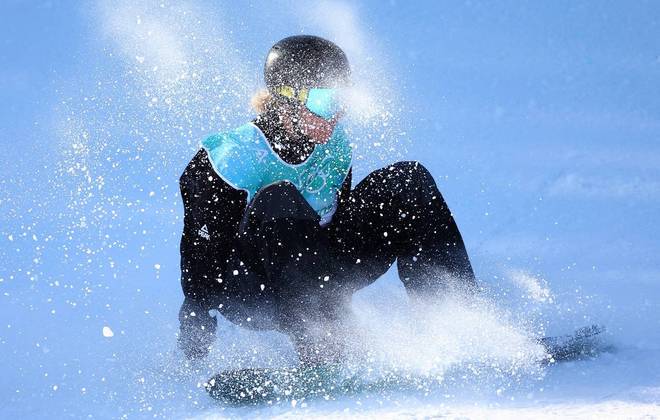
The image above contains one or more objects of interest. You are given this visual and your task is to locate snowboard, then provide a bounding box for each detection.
[540,324,606,363]
[204,363,353,405]
[205,324,607,405]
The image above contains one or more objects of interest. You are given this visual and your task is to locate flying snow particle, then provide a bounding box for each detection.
[154,263,161,270]
[102,326,114,338]
[510,270,553,303]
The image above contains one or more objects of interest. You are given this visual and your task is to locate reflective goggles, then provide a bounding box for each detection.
[275,86,342,120]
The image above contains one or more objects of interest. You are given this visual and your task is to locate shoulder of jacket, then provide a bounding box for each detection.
[180,149,213,187]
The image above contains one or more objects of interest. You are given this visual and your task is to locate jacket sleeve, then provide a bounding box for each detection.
[177,149,248,359]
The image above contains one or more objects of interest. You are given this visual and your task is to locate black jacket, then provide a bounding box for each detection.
[178,116,352,310]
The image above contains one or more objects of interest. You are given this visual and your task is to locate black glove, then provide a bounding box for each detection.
[178,298,217,360]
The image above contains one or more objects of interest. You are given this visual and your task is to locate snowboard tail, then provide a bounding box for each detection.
[540,324,606,362]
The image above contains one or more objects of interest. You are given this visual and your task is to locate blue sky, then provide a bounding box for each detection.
[1,1,660,417]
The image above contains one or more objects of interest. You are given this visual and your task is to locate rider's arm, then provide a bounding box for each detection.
[177,149,247,359]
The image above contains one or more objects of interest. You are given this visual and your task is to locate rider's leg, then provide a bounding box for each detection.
[328,161,477,299]
[236,181,346,364]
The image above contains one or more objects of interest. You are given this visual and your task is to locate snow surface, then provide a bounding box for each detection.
[1,1,660,418]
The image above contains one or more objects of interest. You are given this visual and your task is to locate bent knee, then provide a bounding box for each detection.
[383,161,434,184]
[252,181,301,208]
[249,181,318,221]
[255,181,299,200]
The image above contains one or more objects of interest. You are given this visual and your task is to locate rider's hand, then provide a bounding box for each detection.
[178,298,218,360]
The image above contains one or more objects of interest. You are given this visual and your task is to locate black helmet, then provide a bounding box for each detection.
[264,35,350,91]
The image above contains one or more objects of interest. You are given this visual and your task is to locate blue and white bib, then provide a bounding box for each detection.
[202,123,352,225]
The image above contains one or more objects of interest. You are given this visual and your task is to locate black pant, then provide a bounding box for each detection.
[178,161,475,361]
[213,161,476,363]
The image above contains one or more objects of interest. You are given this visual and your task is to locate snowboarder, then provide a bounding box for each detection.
[177,35,476,365]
